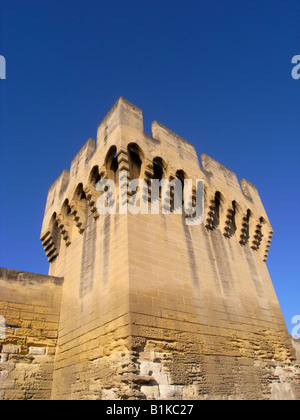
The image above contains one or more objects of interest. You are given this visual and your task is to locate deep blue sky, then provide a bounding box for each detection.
[0,1,299,334]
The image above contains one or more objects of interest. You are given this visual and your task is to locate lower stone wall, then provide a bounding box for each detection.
[131,341,300,400]
[0,268,63,400]
[1,266,299,399]
[51,337,299,400]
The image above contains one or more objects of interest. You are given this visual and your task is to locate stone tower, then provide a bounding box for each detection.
[1,97,299,399]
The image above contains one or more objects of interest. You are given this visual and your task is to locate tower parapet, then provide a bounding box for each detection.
[41,97,273,264]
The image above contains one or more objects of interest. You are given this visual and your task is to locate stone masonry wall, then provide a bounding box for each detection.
[127,213,300,400]
[5,96,296,400]
[0,268,63,399]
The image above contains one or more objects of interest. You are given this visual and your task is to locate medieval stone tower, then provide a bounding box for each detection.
[1,97,299,400]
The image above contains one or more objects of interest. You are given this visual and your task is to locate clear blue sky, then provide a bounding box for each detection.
[0,1,299,334]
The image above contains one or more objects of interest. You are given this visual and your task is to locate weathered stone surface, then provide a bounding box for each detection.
[1,97,299,399]
[0,269,63,399]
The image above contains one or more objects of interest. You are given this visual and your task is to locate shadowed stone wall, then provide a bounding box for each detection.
[0,268,63,399]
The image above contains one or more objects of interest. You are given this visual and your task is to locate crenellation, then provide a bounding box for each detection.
[70,138,96,177]
[41,98,272,267]
[97,97,143,149]
[151,121,198,158]
[44,169,70,219]
[48,169,70,196]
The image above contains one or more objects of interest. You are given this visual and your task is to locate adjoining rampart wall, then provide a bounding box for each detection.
[0,268,63,399]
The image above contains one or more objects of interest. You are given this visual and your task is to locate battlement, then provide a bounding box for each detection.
[41,97,273,265]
